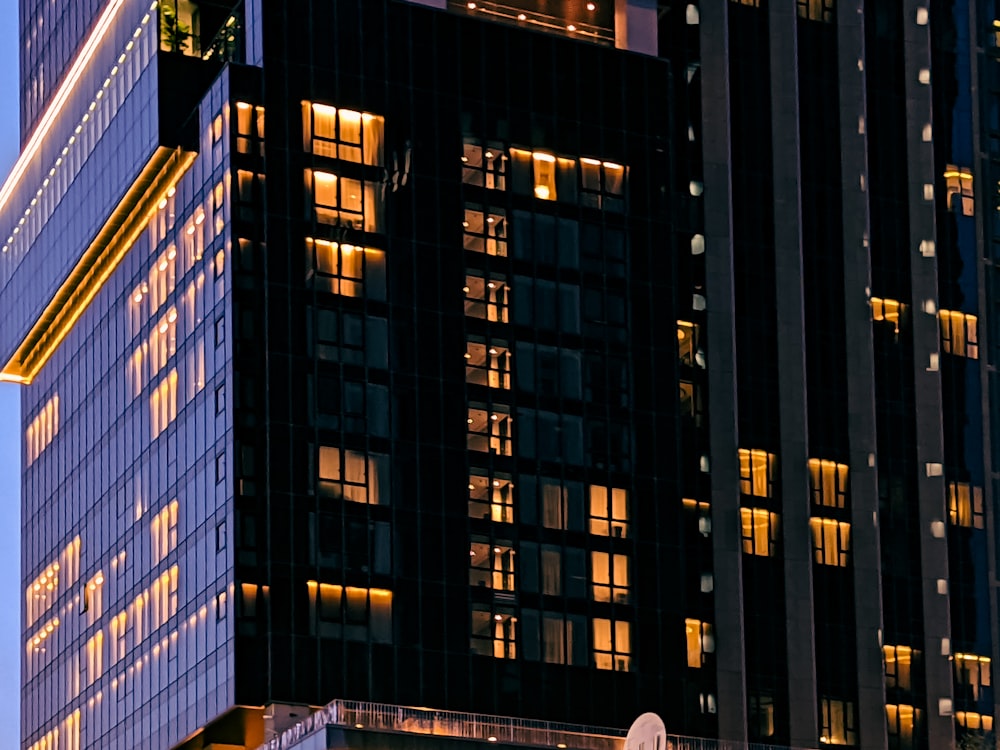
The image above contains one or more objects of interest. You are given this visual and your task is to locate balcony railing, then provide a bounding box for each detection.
[255,698,810,750]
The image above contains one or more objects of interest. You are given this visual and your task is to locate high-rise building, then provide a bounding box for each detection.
[4,0,1000,749]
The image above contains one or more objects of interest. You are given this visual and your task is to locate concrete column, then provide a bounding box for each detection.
[699,0,748,742]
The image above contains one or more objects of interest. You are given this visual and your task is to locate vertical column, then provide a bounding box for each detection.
[903,1,955,746]
[699,0,747,742]
[837,1,887,747]
[767,2,817,746]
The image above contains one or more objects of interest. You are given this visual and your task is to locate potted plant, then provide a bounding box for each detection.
[160,3,192,53]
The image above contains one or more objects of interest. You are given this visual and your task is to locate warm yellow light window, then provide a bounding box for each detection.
[872,297,904,334]
[738,448,775,497]
[318,446,390,504]
[85,631,103,686]
[83,571,105,625]
[151,565,179,629]
[593,618,632,671]
[150,307,178,376]
[471,608,517,659]
[133,591,148,645]
[462,140,507,190]
[590,485,629,537]
[810,518,851,567]
[466,340,511,389]
[151,500,179,564]
[470,540,516,591]
[463,204,508,256]
[531,151,557,200]
[150,368,179,438]
[940,309,979,358]
[948,481,985,529]
[820,698,856,745]
[944,164,975,216]
[464,274,509,323]
[26,393,59,466]
[685,618,714,668]
[308,169,381,232]
[149,247,176,312]
[808,459,848,509]
[740,508,779,557]
[307,581,393,642]
[678,320,699,366]
[467,406,513,456]
[302,101,384,166]
[110,611,127,664]
[591,551,630,603]
[306,238,384,297]
[956,712,994,731]
[468,472,514,523]
[955,653,992,700]
[884,645,914,691]
[797,0,834,22]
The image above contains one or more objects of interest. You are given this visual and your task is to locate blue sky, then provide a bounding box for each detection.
[0,0,24,739]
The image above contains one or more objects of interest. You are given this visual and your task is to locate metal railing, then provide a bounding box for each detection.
[255,698,812,750]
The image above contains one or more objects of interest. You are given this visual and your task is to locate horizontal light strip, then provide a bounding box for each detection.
[2,147,196,384]
[0,0,132,214]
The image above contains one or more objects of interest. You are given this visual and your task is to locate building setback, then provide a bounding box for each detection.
[2,1,998,749]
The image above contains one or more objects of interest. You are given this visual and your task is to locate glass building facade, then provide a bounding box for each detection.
[5,1,1000,749]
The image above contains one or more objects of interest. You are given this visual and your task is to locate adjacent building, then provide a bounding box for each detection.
[4,0,999,749]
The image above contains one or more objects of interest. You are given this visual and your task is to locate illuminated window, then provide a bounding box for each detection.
[149,247,176,312]
[308,169,382,232]
[84,631,103,686]
[110,612,127,664]
[884,645,914,691]
[463,204,508,256]
[810,518,851,567]
[940,310,979,358]
[468,471,515,523]
[955,653,992,700]
[809,459,848,509]
[466,338,511,389]
[302,102,384,166]
[150,566,179,629]
[820,698,856,745]
[591,551,630,603]
[593,618,632,671]
[464,273,510,322]
[740,508,779,557]
[149,307,178,376]
[471,607,517,659]
[462,140,507,190]
[133,591,149,646]
[307,582,392,642]
[234,101,265,156]
[318,446,390,504]
[956,712,994,732]
[685,618,714,668]
[306,238,386,299]
[580,157,626,211]
[589,485,628,537]
[467,405,513,456]
[872,297,904,334]
[944,164,975,215]
[678,321,699,366]
[948,482,985,529]
[82,572,105,625]
[739,448,776,497]
[749,692,775,739]
[797,0,834,22]
[160,0,202,55]
[470,539,516,591]
[26,394,59,466]
[151,500,179,564]
[150,369,179,438]
[510,148,577,202]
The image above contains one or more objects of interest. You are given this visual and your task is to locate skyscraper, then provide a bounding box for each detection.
[4,1,999,749]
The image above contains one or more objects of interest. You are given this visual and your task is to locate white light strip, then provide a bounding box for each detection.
[0,0,129,213]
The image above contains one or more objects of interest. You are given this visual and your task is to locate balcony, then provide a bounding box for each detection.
[447,0,615,46]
